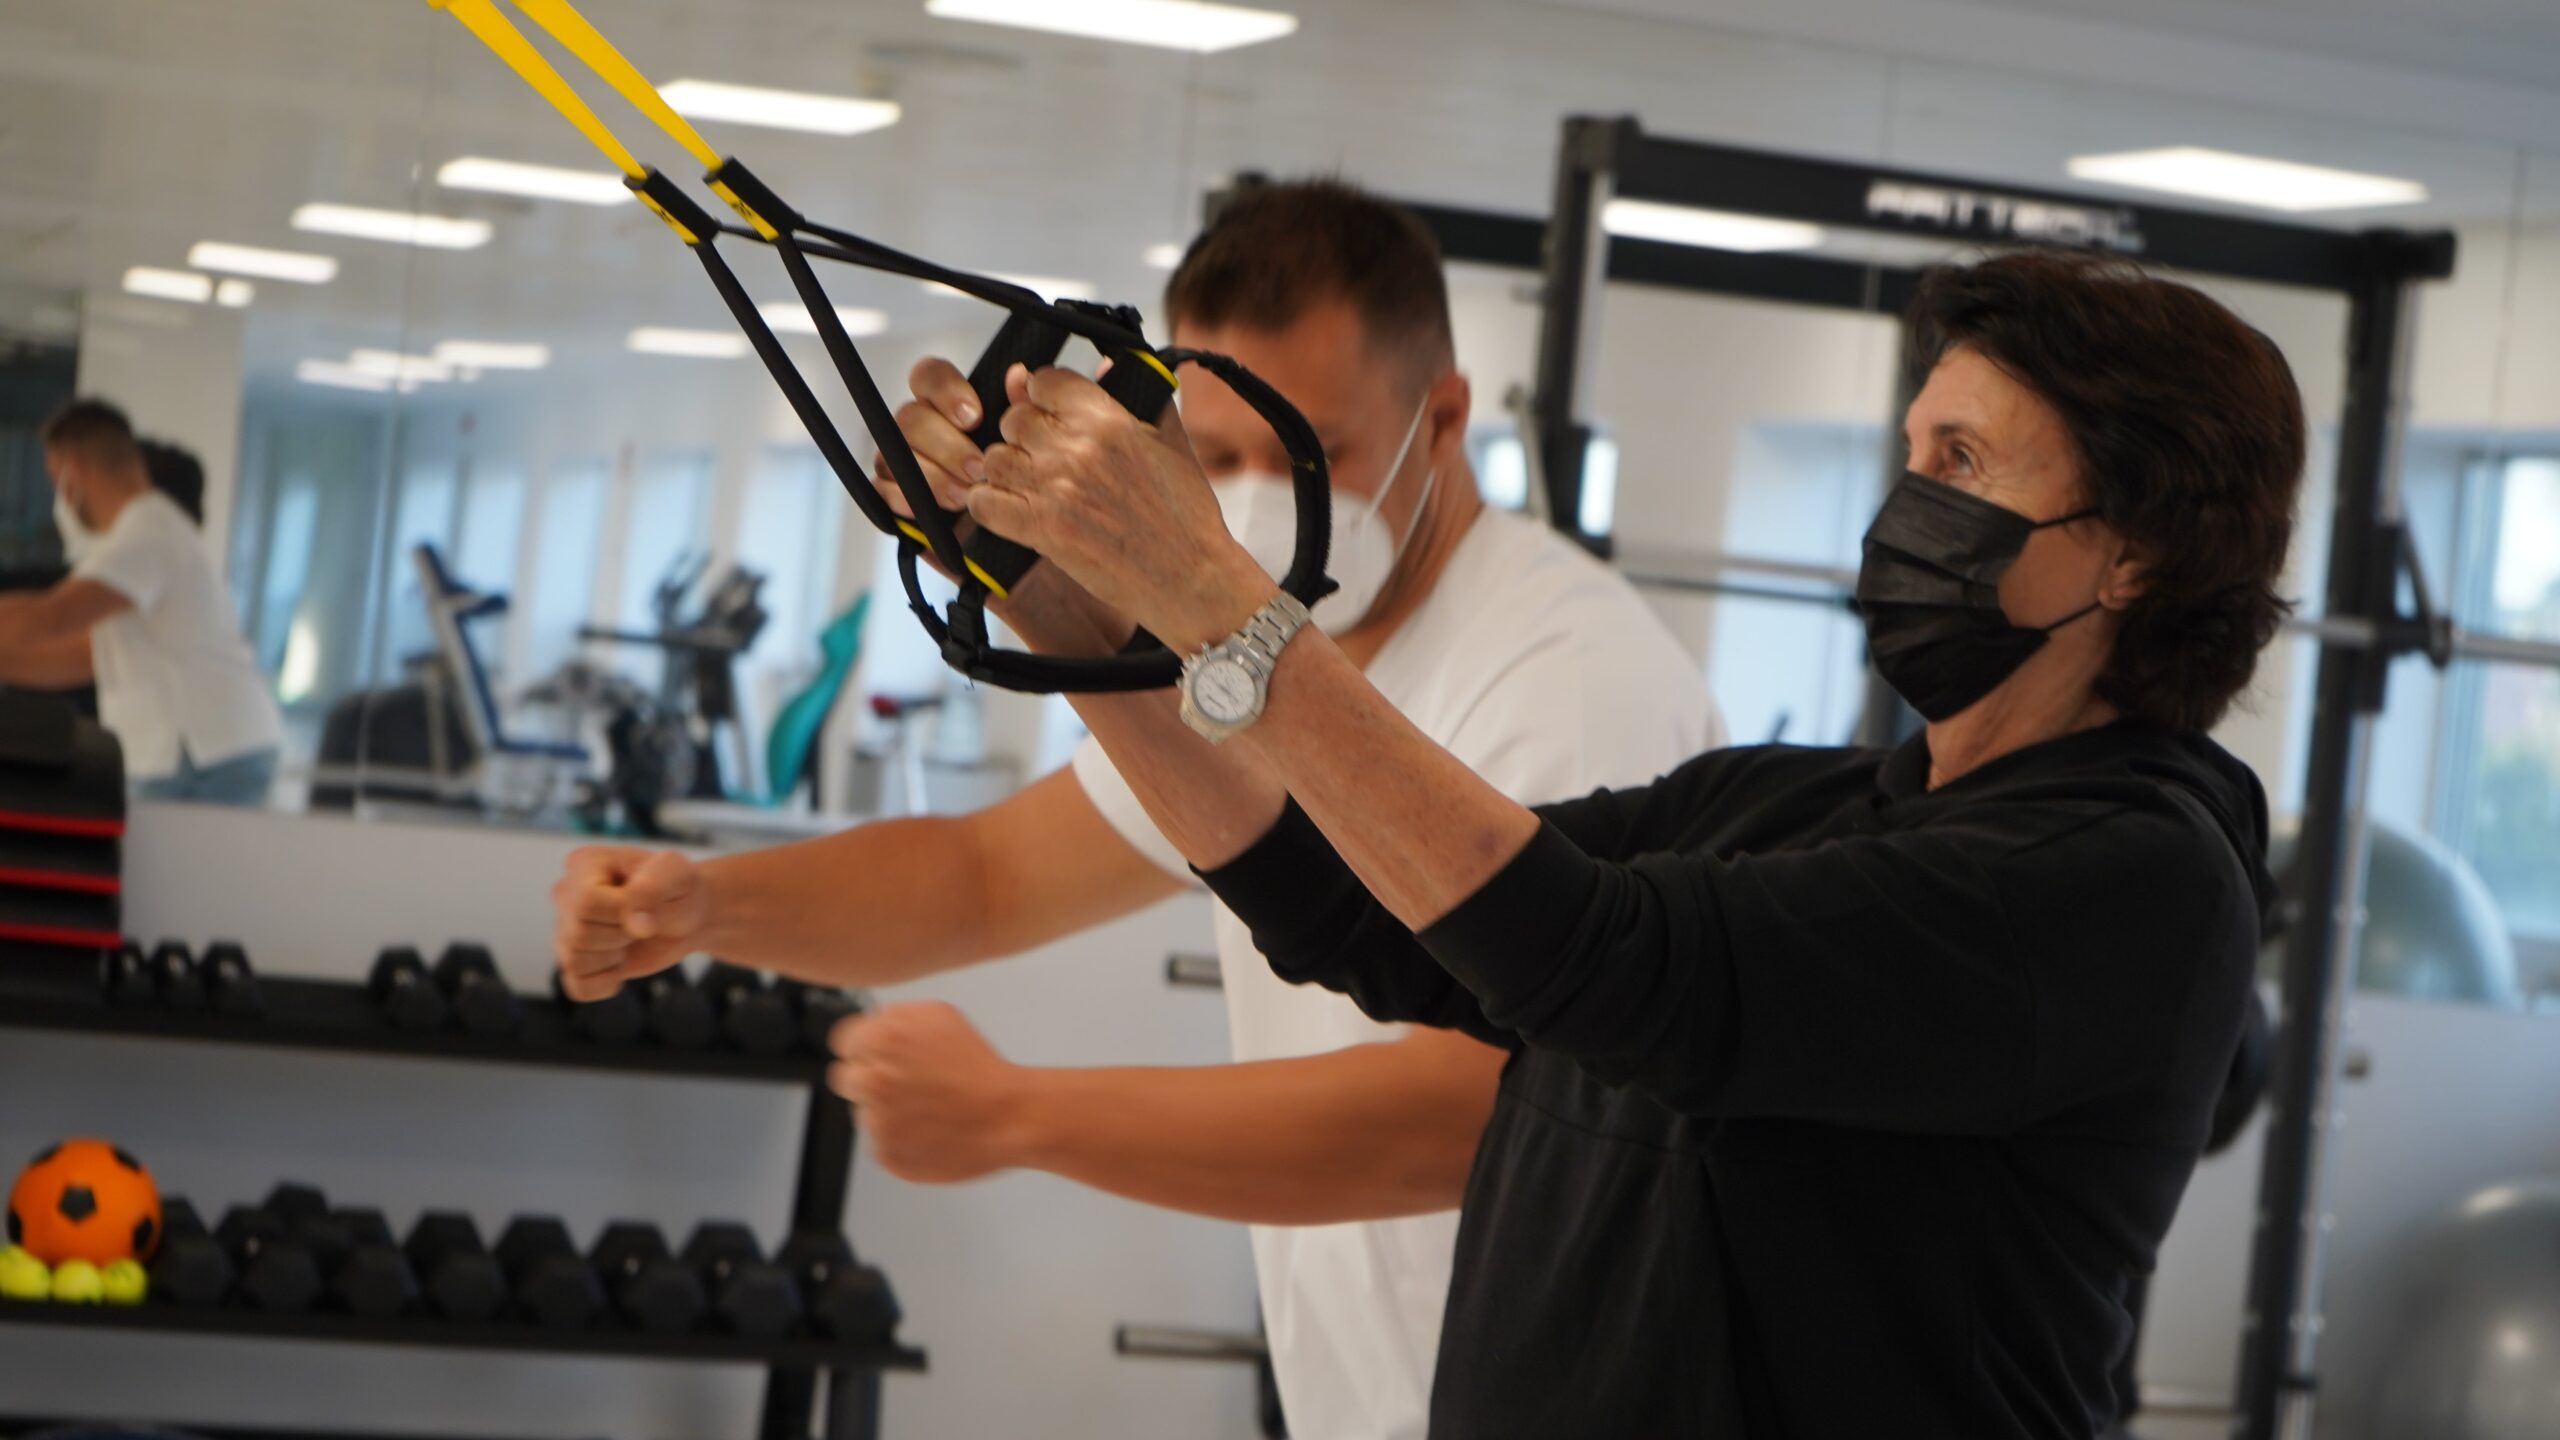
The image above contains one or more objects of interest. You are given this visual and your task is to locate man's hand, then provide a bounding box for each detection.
[550,846,710,1000]
[883,357,1138,656]
[969,365,1272,654]
[829,1001,1031,1184]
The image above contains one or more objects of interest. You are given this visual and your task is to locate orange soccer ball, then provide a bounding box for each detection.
[6,1139,163,1266]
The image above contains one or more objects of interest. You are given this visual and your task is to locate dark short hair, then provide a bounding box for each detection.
[1903,250,2306,731]
[40,397,143,472]
[1166,178,1455,382]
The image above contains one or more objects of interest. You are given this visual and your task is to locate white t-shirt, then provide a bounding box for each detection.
[1073,507,1722,1440]
[72,490,283,780]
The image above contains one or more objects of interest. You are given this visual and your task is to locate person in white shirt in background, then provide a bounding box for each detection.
[0,398,282,806]
[551,180,1723,1440]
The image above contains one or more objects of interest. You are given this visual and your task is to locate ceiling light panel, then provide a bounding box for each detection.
[757,301,891,337]
[2064,147,2428,212]
[628,326,750,358]
[122,267,211,303]
[1601,199,1824,253]
[292,204,493,250]
[437,157,632,206]
[432,340,551,369]
[925,0,1298,54]
[187,242,337,284]
[661,80,901,136]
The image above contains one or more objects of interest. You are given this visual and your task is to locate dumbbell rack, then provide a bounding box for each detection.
[0,973,924,1440]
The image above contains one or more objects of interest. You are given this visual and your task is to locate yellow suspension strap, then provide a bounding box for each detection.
[499,0,778,240]
[421,0,1334,693]
[424,0,952,569]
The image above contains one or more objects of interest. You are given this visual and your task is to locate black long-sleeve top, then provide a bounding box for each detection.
[1201,721,2275,1438]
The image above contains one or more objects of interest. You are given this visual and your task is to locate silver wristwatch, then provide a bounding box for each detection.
[1177,591,1313,743]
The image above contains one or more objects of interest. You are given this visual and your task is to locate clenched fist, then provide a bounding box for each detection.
[550,846,712,1000]
[829,1001,1031,1184]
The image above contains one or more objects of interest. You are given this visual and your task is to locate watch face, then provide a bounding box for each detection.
[1193,657,1259,724]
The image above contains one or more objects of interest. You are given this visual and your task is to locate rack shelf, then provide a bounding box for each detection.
[1,1417,597,1440]
[0,978,823,1083]
[0,1299,925,1371]
[0,1417,579,1440]
[3,963,909,1439]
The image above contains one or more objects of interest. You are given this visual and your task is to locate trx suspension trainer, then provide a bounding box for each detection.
[426,0,1335,692]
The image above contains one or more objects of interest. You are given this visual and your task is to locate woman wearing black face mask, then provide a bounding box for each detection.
[929,248,2304,1437]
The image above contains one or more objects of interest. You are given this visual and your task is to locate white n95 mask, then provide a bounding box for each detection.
[1209,396,1440,634]
[54,495,101,564]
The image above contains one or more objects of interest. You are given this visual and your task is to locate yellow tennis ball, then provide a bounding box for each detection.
[101,1258,148,1305]
[0,1245,48,1300]
[51,1257,103,1304]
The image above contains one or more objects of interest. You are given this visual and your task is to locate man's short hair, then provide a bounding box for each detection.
[40,398,143,472]
[1165,178,1455,382]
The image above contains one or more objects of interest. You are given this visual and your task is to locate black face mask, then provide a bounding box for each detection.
[1855,474,2102,723]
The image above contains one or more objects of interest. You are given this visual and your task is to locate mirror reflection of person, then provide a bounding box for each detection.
[0,399,282,806]
[931,249,2302,1435]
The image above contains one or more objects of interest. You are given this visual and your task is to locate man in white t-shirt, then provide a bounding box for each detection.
[0,399,282,805]
[549,181,1720,1438]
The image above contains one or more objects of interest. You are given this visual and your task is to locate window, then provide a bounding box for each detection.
[616,448,714,632]
[1462,423,1618,524]
[1470,426,1531,511]
[379,453,459,674]
[524,457,609,681]
[454,463,525,595]
[732,447,848,770]
[2435,455,2560,942]
[1704,421,1887,748]
[229,401,393,720]
[734,446,843,674]
[258,482,319,688]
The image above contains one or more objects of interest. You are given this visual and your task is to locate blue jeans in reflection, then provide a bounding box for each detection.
[133,745,278,808]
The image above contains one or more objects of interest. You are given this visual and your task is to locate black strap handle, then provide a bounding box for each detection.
[955,313,1069,593]
[957,319,1181,596]
[650,158,1323,692]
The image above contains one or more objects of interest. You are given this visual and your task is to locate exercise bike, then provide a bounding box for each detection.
[578,551,770,803]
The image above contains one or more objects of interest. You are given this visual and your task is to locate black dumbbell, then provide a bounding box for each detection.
[105,941,152,1009]
[775,980,866,1055]
[265,1185,347,1288]
[265,1182,330,1227]
[552,968,645,1045]
[148,1198,233,1307]
[329,1208,419,1318]
[777,1231,900,1343]
[591,1221,707,1335]
[149,940,204,1012]
[218,1205,323,1313]
[642,967,717,1051]
[202,941,263,1018]
[701,961,794,1055]
[495,1216,605,1331]
[681,1222,803,1339]
[405,1211,506,1322]
[434,942,523,1038]
[370,946,447,1032]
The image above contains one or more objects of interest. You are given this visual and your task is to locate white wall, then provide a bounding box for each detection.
[75,289,246,573]
[0,802,1261,1440]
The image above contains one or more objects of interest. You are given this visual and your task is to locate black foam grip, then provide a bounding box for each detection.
[956,333,1180,594]
[957,313,1073,592]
